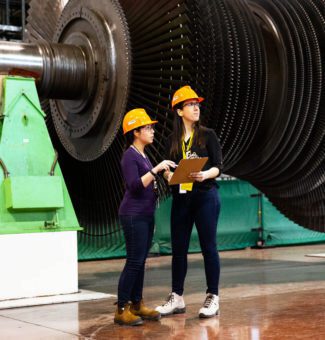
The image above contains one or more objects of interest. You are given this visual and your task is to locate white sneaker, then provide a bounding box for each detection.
[155,292,186,316]
[198,294,219,318]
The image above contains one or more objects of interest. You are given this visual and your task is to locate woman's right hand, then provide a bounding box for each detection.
[153,160,176,174]
[164,169,173,182]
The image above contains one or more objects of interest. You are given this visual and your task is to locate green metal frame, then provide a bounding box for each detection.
[0,76,81,234]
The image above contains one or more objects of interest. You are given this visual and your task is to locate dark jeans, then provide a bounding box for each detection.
[171,187,221,295]
[117,215,154,307]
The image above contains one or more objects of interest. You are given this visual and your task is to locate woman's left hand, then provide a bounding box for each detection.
[189,171,206,182]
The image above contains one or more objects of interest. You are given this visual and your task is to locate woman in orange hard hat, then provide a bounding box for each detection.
[156,86,223,318]
[114,108,176,326]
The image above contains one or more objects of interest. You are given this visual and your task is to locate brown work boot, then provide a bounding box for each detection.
[114,303,143,326]
[130,299,161,321]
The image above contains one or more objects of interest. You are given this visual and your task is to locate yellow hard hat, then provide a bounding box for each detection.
[122,108,158,134]
[171,85,204,108]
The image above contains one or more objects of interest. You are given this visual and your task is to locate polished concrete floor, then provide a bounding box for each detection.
[1,244,325,339]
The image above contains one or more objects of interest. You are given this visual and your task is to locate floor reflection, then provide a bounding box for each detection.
[0,245,325,339]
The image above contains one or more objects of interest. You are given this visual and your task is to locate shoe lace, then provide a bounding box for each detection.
[161,293,174,306]
[203,294,214,308]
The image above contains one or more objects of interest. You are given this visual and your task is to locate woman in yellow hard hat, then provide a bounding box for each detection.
[155,86,223,318]
[114,108,176,326]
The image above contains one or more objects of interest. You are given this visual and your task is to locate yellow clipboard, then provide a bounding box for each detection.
[168,157,208,185]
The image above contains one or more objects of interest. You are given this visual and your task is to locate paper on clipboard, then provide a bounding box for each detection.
[168,157,208,185]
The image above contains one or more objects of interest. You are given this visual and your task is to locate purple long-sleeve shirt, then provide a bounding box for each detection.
[118,147,157,216]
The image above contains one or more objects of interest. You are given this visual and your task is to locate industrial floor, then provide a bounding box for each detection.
[1,244,325,339]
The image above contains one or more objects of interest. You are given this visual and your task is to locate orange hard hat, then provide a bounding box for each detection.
[171,85,204,108]
[122,108,158,134]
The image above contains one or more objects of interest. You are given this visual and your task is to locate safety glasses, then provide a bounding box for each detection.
[182,102,201,108]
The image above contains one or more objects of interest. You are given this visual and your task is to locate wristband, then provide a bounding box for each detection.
[149,170,157,177]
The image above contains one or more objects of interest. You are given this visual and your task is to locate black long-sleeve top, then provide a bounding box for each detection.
[165,127,223,195]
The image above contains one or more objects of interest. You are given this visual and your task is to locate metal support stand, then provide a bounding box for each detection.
[251,192,265,248]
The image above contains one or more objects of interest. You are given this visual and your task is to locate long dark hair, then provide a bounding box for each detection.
[124,127,141,149]
[170,103,206,158]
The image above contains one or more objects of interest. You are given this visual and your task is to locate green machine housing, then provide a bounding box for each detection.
[0,76,81,234]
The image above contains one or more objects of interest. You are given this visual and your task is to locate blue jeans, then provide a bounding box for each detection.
[117,215,154,307]
[171,187,221,295]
